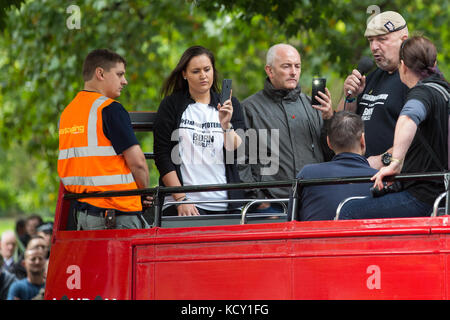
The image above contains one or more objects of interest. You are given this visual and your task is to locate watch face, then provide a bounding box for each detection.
[382,153,392,166]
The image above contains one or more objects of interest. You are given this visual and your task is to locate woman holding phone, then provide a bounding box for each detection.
[154,45,245,216]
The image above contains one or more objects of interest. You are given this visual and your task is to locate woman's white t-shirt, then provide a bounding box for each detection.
[165,102,228,211]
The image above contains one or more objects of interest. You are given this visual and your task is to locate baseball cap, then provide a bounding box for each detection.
[365,11,407,37]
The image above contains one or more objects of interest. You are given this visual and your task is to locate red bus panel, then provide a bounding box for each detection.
[45,211,450,300]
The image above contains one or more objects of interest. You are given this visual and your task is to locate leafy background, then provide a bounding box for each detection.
[0,0,448,218]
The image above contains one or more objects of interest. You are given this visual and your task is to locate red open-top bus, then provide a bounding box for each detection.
[44,112,450,300]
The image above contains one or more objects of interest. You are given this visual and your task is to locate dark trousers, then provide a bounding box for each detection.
[339,190,432,220]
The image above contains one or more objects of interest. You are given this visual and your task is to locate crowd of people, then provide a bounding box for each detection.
[1,215,53,300]
[55,9,449,231]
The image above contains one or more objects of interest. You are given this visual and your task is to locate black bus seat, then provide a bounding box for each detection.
[129,111,157,159]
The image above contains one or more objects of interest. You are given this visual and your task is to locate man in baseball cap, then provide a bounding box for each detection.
[338,10,409,170]
[365,11,407,37]
[364,11,409,71]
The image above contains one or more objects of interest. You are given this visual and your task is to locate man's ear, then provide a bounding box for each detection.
[360,132,366,155]
[264,65,273,80]
[326,136,333,150]
[94,67,105,80]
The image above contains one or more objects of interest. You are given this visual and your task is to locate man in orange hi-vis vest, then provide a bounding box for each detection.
[58,49,151,230]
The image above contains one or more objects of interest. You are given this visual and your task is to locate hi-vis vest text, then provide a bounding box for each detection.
[58,91,142,212]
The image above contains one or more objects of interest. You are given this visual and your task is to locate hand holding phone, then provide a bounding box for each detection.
[220,79,232,105]
[311,78,326,106]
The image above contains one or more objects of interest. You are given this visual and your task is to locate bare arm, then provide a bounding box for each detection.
[122,144,149,189]
[371,115,417,189]
[223,127,242,151]
[161,171,199,216]
[391,116,417,161]
[218,92,242,151]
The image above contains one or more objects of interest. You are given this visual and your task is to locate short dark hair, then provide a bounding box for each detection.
[328,111,364,151]
[161,45,219,97]
[82,49,126,82]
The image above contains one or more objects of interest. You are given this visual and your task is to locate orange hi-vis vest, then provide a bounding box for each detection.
[58,91,142,212]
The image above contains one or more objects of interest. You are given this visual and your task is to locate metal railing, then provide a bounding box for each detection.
[240,199,289,225]
[335,196,367,221]
[63,171,450,227]
[163,198,288,225]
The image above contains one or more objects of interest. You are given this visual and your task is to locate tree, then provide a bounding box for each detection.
[0,0,448,216]
[0,0,24,30]
[198,0,449,75]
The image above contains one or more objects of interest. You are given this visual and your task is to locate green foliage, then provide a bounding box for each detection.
[0,0,25,30]
[198,0,449,76]
[0,0,448,216]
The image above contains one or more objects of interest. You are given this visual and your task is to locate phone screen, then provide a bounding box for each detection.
[220,79,232,104]
[311,78,326,106]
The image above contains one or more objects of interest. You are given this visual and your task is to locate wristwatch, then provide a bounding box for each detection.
[381,152,392,166]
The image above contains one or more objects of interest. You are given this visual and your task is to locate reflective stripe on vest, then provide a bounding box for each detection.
[87,96,108,146]
[58,146,116,160]
[61,173,135,187]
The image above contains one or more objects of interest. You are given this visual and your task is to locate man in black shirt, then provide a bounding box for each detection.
[338,11,409,169]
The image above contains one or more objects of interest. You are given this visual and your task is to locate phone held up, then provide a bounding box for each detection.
[311,77,326,106]
[220,79,232,105]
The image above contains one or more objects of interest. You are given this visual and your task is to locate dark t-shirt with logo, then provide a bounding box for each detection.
[356,68,409,157]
